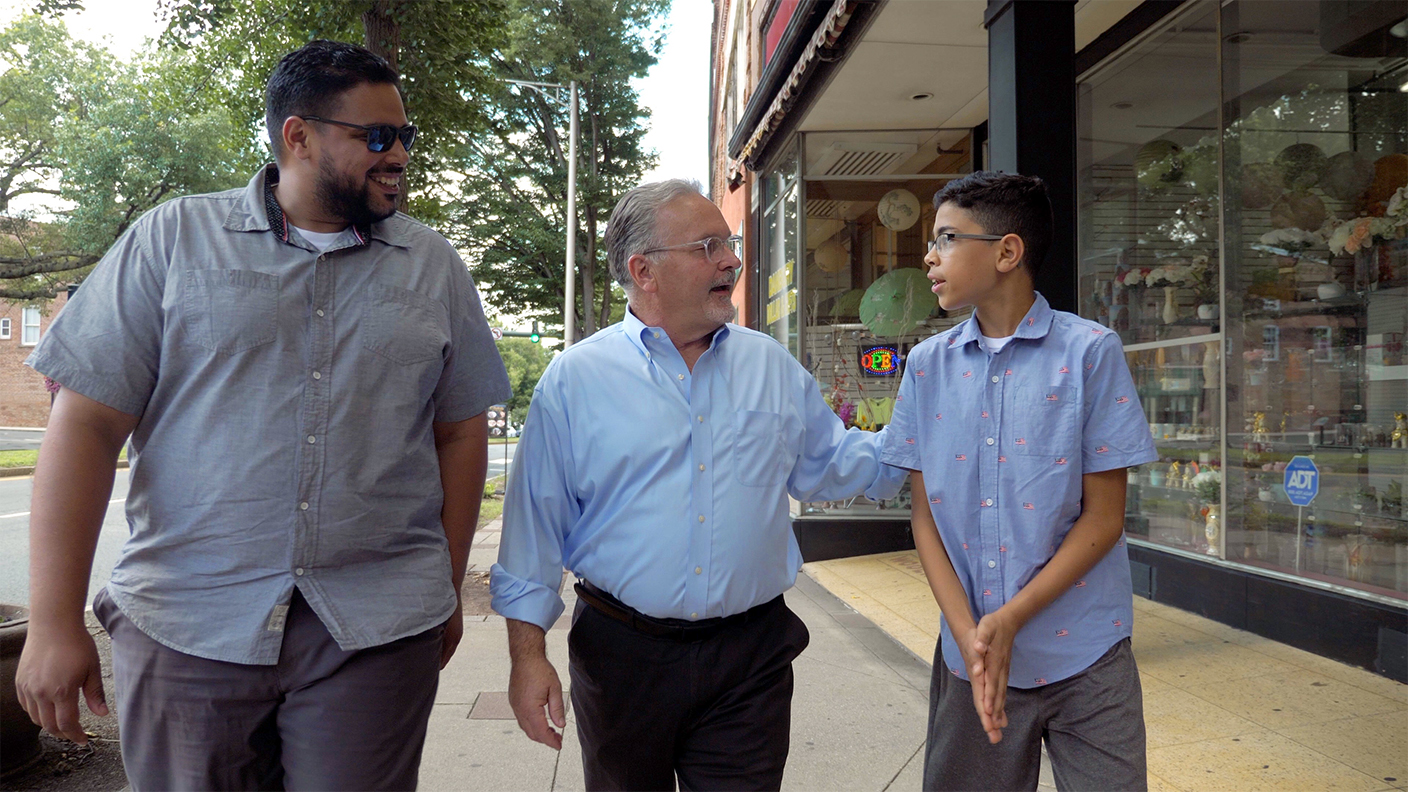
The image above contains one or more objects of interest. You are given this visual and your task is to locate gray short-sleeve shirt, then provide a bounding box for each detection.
[27,165,511,664]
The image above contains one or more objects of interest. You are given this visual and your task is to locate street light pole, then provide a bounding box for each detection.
[500,77,581,347]
[565,80,578,346]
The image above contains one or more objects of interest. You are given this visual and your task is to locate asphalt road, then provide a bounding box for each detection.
[0,427,45,451]
[0,442,518,608]
[0,468,130,608]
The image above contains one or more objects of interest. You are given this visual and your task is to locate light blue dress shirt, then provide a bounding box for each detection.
[491,309,907,631]
[881,294,1158,687]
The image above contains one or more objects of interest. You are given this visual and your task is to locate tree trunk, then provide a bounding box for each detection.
[362,0,403,71]
[582,206,596,336]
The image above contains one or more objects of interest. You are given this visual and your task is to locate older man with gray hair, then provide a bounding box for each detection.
[490,179,904,790]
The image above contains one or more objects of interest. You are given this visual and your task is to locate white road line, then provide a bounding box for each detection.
[0,497,125,520]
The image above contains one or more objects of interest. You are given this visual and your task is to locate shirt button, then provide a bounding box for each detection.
[646,352,651,360]
[986,437,994,445]
[653,331,660,339]
[699,464,705,471]
[296,567,305,576]
[312,371,322,380]
[698,514,705,523]
[985,498,994,506]
[988,560,997,569]
[695,566,702,575]
[690,612,698,619]
[316,309,325,317]
[306,435,316,444]
[299,502,309,511]
[991,375,1000,383]
[677,374,685,381]
[697,415,704,423]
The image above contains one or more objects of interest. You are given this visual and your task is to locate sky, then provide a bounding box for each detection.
[6,0,711,186]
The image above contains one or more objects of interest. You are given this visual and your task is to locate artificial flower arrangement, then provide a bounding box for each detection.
[1142,263,1195,288]
[1326,185,1407,256]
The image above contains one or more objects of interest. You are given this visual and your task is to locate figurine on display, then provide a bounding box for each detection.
[1393,412,1408,449]
[1181,462,1195,489]
[1168,460,1182,487]
[1251,411,1270,446]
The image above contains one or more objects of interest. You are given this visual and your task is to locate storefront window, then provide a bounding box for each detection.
[760,146,801,357]
[1079,0,1407,601]
[1221,0,1407,598]
[794,129,976,517]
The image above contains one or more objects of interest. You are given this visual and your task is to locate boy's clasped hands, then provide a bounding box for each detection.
[958,608,1019,744]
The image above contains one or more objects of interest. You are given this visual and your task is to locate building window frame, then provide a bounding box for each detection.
[20,306,40,346]
[0,316,10,340]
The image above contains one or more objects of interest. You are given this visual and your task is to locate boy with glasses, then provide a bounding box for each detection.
[881,171,1157,791]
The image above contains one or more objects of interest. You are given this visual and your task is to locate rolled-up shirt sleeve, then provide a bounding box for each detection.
[25,220,165,416]
[490,378,578,632]
[786,367,907,503]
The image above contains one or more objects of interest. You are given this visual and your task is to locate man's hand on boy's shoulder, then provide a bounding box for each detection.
[972,611,1020,743]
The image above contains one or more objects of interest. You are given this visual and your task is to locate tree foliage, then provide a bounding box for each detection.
[495,337,555,422]
[0,15,251,300]
[449,0,668,339]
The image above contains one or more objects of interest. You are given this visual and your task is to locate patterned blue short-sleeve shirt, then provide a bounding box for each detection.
[881,293,1157,687]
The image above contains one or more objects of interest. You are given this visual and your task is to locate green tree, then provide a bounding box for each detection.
[495,336,554,423]
[0,16,251,300]
[449,0,668,339]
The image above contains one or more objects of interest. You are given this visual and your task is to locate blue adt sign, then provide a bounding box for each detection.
[1283,456,1319,507]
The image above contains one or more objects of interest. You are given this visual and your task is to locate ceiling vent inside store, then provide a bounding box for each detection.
[807,199,846,219]
[809,142,919,177]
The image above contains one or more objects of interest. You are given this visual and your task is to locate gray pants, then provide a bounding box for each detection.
[95,587,443,791]
[923,638,1147,792]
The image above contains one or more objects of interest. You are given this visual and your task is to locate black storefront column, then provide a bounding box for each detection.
[984,0,1077,313]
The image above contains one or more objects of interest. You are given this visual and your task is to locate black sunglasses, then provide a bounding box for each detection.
[300,116,418,153]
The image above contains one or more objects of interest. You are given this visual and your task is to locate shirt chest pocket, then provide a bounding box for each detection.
[1011,384,1078,457]
[182,269,279,355]
[360,283,446,365]
[734,410,791,487]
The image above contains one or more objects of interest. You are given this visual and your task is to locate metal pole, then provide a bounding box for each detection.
[565,80,579,347]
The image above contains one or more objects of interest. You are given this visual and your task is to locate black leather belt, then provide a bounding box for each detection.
[574,580,782,642]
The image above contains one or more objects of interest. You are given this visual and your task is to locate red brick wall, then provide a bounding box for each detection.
[0,292,67,427]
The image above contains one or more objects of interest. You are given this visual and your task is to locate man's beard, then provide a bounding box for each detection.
[314,157,400,227]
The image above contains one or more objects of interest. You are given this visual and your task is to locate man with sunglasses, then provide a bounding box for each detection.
[17,40,509,790]
[492,180,906,790]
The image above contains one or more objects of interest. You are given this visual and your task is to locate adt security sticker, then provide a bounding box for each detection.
[1283,456,1319,507]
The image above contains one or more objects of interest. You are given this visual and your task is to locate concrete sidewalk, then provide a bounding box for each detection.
[809,551,1408,792]
[421,519,937,790]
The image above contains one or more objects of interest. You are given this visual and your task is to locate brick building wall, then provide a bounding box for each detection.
[0,291,68,427]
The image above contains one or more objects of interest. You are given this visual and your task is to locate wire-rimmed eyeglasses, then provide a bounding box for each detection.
[643,235,743,263]
[927,232,1005,256]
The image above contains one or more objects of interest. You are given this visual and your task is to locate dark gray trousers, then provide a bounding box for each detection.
[95,587,443,792]
[568,596,810,792]
[923,638,1147,792]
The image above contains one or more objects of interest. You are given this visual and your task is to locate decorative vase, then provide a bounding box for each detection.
[1317,281,1345,300]
[1162,287,1179,324]
[1202,341,1220,389]
[1197,303,1218,320]
[1203,504,1220,555]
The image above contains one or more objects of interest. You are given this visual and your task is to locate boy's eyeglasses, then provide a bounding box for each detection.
[928,232,1005,256]
[643,235,743,264]
[301,116,418,153]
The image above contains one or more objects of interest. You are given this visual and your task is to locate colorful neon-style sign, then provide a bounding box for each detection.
[860,345,901,377]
